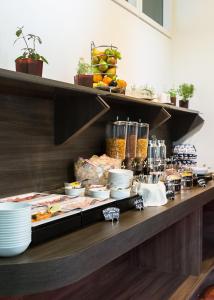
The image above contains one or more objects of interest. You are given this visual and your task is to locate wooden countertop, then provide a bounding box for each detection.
[0,183,214,296]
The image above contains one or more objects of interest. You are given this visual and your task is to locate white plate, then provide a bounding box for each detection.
[0,242,31,257]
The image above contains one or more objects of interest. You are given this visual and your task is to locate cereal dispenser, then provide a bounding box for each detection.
[106,121,127,160]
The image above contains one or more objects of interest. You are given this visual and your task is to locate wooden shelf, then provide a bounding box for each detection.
[0,68,204,144]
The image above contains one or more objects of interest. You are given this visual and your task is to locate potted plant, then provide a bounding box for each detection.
[178,83,195,108]
[167,88,177,106]
[14,26,48,77]
[74,58,93,88]
[140,85,155,100]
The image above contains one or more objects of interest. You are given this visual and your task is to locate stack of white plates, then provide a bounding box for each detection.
[0,202,32,257]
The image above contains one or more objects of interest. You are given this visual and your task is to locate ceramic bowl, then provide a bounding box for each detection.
[110,188,131,200]
[65,187,85,197]
[88,188,110,200]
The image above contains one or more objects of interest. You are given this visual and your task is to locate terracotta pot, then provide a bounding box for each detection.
[170,96,176,106]
[179,100,189,108]
[15,58,43,76]
[74,74,93,88]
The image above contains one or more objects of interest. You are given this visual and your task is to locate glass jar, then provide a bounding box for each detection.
[180,167,193,190]
[148,139,158,171]
[165,173,182,194]
[136,123,149,161]
[157,140,167,172]
[106,121,127,160]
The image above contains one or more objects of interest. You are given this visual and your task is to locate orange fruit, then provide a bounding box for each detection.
[103,76,112,85]
[117,79,127,88]
[93,74,103,83]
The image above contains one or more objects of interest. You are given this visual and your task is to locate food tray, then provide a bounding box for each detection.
[0,192,48,203]
[32,211,82,246]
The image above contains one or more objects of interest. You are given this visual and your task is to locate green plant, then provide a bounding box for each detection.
[178,83,194,101]
[141,85,155,98]
[168,88,177,97]
[14,26,48,63]
[77,58,92,75]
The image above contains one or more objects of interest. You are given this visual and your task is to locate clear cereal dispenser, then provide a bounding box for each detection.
[106,121,127,160]
[125,121,138,160]
[136,122,149,162]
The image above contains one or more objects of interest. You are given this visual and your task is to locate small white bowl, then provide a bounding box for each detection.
[65,187,85,197]
[88,188,110,200]
[0,241,31,257]
[110,188,131,200]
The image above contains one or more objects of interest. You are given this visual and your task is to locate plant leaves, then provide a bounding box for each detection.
[37,36,42,44]
[16,29,22,37]
[40,56,48,64]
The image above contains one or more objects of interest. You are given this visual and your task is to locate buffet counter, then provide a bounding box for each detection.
[0,183,214,299]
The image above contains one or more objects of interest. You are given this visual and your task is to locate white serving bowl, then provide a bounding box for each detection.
[88,188,110,200]
[108,169,133,189]
[65,187,85,197]
[0,242,31,257]
[110,188,131,200]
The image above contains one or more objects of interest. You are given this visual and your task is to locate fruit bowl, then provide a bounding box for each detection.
[91,42,127,93]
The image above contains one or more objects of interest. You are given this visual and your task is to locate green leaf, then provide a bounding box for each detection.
[16,55,25,60]
[35,53,41,60]
[40,56,48,64]
[16,29,22,37]
[37,36,42,44]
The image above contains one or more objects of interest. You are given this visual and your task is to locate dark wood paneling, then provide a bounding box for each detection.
[0,250,187,300]
[0,94,104,196]
[133,208,202,275]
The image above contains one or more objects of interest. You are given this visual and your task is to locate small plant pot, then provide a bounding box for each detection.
[74,74,93,88]
[179,100,189,108]
[15,58,43,76]
[170,96,176,106]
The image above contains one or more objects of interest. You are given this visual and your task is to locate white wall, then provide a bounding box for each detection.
[173,0,214,168]
[0,0,172,92]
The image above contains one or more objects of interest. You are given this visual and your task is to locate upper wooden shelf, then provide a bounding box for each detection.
[0,68,199,114]
[0,68,204,144]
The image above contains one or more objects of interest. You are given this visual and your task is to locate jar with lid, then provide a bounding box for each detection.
[165,168,182,194]
[180,166,193,189]
[136,123,149,161]
[106,121,127,160]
